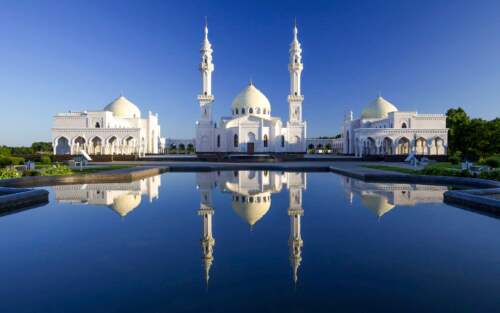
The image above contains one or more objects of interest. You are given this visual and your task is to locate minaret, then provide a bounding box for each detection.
[198,19,215,122]
[288,187,304,284]
[288,20,304,123]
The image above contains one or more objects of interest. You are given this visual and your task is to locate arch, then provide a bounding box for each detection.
[241,108,245,114]
[89,136,103,155]
[325,143,332,153]
[235,108,239,115]
[187,144,195,154]
[178,144,186,153]
[281,135,285,147]
[430,136,445,155]
[382,137,393,155]
[249,108,253,114]
[263,108,267,114]
[55,136,70,155]
[396,137,410,155]
[316,144,323,153]
[95,122,101,128]
[263,134,268,148]
[234,134,239,147]
[415,137,427,155]
[401,122,407,128]
[346,130,350,153]
[217,135,221,148]
[72,136,86,145]
[366,137,377,155]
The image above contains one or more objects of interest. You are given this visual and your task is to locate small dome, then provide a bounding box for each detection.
[232,193,271,226]
[361,193,395,218]
[231,83,271,116]
[109,194,141,217]
[361,96,398,119]
[104,95,141,119]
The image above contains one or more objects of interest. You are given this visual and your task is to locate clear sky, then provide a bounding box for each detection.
[1,0,499,146]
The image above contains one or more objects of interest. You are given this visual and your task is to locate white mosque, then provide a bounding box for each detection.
[195,23,307,154]
[341,96,448,157]
[51,95,164,156]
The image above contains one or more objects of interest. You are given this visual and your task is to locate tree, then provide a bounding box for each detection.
[446,107,470,155]
[31,142,53,153]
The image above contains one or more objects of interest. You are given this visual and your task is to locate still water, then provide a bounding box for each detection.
[0,171,499,313]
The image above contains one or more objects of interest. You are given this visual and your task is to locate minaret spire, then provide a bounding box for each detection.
[197,19,215,120]
[287,20,305,124]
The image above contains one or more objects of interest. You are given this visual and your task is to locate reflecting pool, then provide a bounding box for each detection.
[0,171,499,313]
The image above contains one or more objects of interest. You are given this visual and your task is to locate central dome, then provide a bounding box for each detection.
[231,83,271,116]
[104,95,141,119]
[361,96,398,119]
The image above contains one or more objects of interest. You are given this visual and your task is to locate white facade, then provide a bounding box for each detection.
[195,23,307,154]
[342,96,448,156]
[52,95,164,155]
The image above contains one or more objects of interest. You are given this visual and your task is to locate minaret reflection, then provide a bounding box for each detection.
[196,173,217,286]
[195,171,307,285]
[287,172,306,284]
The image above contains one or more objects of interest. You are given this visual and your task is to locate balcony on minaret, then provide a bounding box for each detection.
[198,94,214,102]
[288,94,304,102]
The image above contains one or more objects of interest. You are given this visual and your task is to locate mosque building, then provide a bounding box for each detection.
[341,96,448,157]
[51,95,164,156]
[195,22,307,154]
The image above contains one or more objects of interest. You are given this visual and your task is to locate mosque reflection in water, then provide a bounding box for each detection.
[52,171,448,285]
[196,170,307,285]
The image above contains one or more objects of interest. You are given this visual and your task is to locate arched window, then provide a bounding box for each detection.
[217,135,220,148]
[235,108,239,114]
[263,134,268,147]
[281,135,285,147]
[256,108,261,114]
[249,108,253,114]
[241,108,245,114]
[95,122,100,128]
[402,122,407,128]
[263,109,267,114]
[234,134,238,147]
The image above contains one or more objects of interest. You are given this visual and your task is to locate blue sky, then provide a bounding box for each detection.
[1,0,499,146]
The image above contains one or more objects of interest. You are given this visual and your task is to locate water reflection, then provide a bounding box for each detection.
[51,172,450,286]
[196,170,307,285]
[53,175,162,217]
[341,177,448,218]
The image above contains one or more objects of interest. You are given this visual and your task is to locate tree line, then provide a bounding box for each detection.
[446,108,500,161]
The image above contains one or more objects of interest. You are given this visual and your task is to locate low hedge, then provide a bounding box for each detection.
[0,168,21,179]
[0,156,25,167]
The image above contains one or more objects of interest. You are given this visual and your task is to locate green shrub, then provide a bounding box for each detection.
[0,168,21,179]
[479,170,500,181]
[23,170,41,177]
[0,156,25,167]
[483,157,500,168]
[39,164,72,176]
[40,155,52,165]
[448,155,460,165]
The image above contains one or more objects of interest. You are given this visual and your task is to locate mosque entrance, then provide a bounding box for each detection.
[247,143,255,154]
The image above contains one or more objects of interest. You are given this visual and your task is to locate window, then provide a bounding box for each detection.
[235,108,239,114]
[256,108,261,114]
[95,122,100,128]
[234,134,238,147]
[281,135,285,147]
[249,108,253,114]
[263,109,267,114]
[217,135,220,148]
[264,134,268,147]
[242,108,245,114]
[402,122,407,128]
